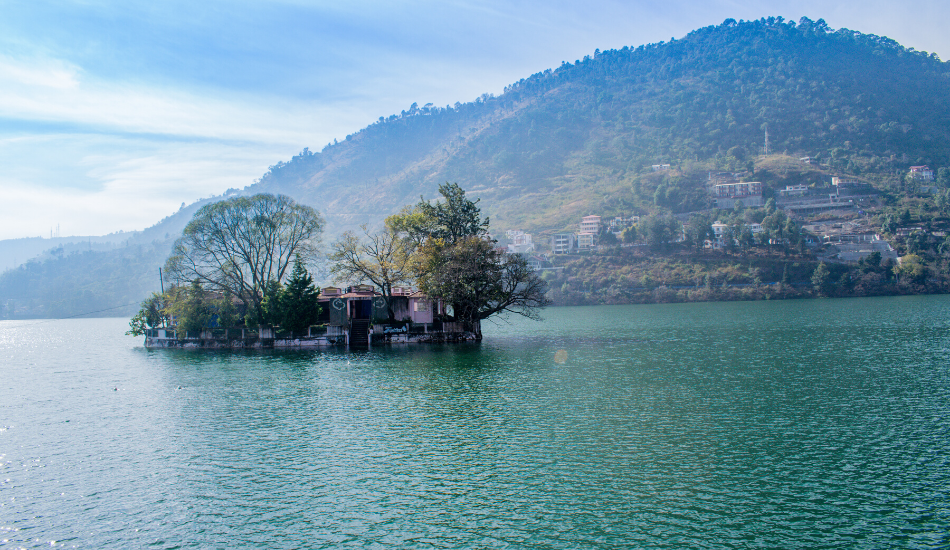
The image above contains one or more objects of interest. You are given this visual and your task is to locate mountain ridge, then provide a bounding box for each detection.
[243,16,949,236]
[4,15,950,318]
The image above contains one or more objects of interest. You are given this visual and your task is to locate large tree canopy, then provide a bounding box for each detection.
[385,182,548,337]
[415,236,549,331]
[164,193,323,321]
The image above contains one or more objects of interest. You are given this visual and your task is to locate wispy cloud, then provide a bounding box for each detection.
[0,55,80,89]
[0,54,368,145]
[0,135,290,238]
[0,0,948,242]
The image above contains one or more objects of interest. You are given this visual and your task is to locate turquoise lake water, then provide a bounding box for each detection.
[2,296,949,548]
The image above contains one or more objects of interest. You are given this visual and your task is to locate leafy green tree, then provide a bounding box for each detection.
[599,230,619,245]
[939,236,950,256]
[621,225,638,243]
[416,182,490,245]
[812,262,831,296]
[938,168,950,187]
[935,189,950,212]
[398,184,548,336]
[906,230,930,254]
[688,213,714,252]
[861,251,882,272]
[738,227,755,252]
[762,209,787,239]
[385,204,436,249]
[214,294,239,329]
[641,215,680,251]
[126,292,169,336]
[168,281,213,333]
[254,280,284,328]
[722,225,738,253]
[894,254,927,284]
[881,215,897,234]
[899,208,912,226]
[416,236,549,336]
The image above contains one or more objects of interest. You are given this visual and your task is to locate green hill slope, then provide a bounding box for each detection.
[5,16,950,318]
[248,16,950,234]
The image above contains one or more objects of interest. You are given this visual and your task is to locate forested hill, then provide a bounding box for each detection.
[5,15,950,319]
[247,16,950,233]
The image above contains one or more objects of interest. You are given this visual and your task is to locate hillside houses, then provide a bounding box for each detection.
[909,166,935,181]
[609,216,639,230]
[779,184,809,197]
[550,214,640,254]
[505,230,535,254]
[707,221,764,249]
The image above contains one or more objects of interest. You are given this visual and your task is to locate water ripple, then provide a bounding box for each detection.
[1,297,949,548]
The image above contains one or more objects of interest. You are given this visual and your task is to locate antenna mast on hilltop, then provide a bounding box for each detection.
[764,125,771,156]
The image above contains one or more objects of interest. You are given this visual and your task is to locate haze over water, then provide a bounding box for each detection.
[2,296,949,548]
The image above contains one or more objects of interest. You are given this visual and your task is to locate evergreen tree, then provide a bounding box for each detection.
[247,280,283,328]
[278,255,322,332]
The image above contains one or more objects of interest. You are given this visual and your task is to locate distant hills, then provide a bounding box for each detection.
[0,199,218,318]
[4,16,950,318]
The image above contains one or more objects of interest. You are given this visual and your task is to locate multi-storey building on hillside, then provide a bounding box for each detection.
[551,233,575,255]
[576,232,596,250]
[579,215,602,234]
[713,181,763,208]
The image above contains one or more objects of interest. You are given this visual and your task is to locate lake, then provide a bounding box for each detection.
[2,296,949,548]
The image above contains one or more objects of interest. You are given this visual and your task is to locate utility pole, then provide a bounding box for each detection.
[159,268,165,328]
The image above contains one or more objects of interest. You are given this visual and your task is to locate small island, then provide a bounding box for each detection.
[130,184,548,349]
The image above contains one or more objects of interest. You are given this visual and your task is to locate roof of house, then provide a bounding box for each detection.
[319,289,379,299]
[339,292,379,299]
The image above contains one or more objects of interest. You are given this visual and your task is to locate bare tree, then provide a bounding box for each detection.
[328,224,413,319]
[164,194,323,322]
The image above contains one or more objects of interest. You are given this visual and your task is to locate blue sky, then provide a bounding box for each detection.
[1,0,947,240]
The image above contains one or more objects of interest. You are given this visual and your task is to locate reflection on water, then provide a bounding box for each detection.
[2,296,949,548]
